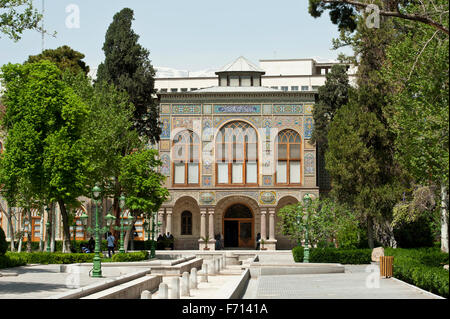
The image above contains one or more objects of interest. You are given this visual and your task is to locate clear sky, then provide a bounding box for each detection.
[0,0,353,73]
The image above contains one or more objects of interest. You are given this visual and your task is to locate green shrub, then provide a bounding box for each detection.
[292,246,304,262]
[393,215,434,248]
[292,247,372,264]
[0,227,7,256]
[385,247,449,298]
[0,253,27,269]
[111,251,149,262]
[7,240,109,252]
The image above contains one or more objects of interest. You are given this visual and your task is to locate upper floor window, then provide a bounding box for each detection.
[170,88,178,92]
[291,86,299,91]
[301,86,309,91]
[172,130,200,186]
[276,130,301,185]
[281,86,288,91]
[216,121,258,185]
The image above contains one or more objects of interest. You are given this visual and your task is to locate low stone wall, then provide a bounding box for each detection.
[81,275,162,299]
[249,263,345,278]
[222,269,251,299]
[49,269,151,299]
[150,257,203,275]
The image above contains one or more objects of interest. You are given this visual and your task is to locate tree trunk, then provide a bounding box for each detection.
[7,206,15,252]
[39,208,44,252]
[367,217,374,249]
[441,184,449,253]
[123,216,136,253]
[50,203,55,252]
[26,207,32,253]
[58,200,72,253]
[112,177,121,240]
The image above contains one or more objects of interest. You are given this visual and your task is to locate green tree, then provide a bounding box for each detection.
[0,60,89,253]
[309,0,449,35]
[96,8,160,143]
[277,198,359,248]
[119,149,169,251]
[382,18,449,252]
[96,7,161,231]
[311,64,351,155]
[26,45,90,76]
[0,0,43,41]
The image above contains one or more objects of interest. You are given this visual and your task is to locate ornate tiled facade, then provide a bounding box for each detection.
[156,57,319,251]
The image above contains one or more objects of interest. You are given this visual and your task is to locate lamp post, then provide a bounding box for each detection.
[82,186,116,278]
[150,211,162,259]
[303,194,311,263]
[113,194,130,254]
[45,205,51,253]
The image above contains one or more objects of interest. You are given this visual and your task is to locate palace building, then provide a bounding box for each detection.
[156,56,322,250]
[0,56,352,250]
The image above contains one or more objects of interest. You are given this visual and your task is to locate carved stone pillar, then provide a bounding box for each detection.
[208,209,215,250]
[166,208,173,235]
[199,208,207,250]
[158,209,165,236]
[266,208,277,250]
[260,209,267,241]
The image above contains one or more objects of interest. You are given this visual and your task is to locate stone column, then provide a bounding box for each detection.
[266,208,277,250]
[158,209,165,236]
[166,207,173,235]
[208,208,216,250]
[260,209,267,240]
[268,208,275,240]
[190,268,198,289]
[199,208,207,249]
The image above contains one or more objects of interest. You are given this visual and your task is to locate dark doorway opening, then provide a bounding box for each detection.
[223,203,254,248]
[224,220,239,247]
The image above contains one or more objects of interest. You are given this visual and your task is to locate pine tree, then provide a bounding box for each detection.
[96,7,161,144]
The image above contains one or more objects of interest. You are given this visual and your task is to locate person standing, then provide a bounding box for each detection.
[88,237,95,252]
[107,232,115,258]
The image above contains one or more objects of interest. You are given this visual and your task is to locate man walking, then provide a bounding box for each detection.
[107,232,115,258]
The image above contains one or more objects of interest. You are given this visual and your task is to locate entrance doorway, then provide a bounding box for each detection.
[223,204,254,248]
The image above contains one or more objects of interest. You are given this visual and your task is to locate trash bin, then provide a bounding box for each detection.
[380,256,394,278]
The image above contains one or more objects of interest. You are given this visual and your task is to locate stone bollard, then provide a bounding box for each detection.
[158,282,168,299]
[181,272,190,297]
[214,258,220,273]
[141,290,152,299]
[190,268,198,289]
[200,263,208,282]
[208,260,216,275]
[169,277,180,299]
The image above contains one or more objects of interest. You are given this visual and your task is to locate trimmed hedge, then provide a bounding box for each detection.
[292,246,372,264]
[0,253,28,269]
[7,240,109,253]
[111,250,149,262]
[385,247,449,298]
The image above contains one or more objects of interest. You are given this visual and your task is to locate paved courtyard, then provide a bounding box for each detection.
[242,265,442,299]
[0,263,444,299]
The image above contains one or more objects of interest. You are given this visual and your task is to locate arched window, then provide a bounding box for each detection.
[216,121,258,185]
[276,130,301,184]
[172,130,200,185]
[181,211,192,235]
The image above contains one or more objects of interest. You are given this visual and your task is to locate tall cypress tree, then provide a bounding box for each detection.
[97,8,161,144]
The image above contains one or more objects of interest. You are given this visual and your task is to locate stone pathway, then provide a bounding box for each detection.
[0,264,114,299]
[242,265,442,299]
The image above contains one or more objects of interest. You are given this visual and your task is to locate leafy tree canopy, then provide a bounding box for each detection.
[0,0,43,41]
[26,45,90,76]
